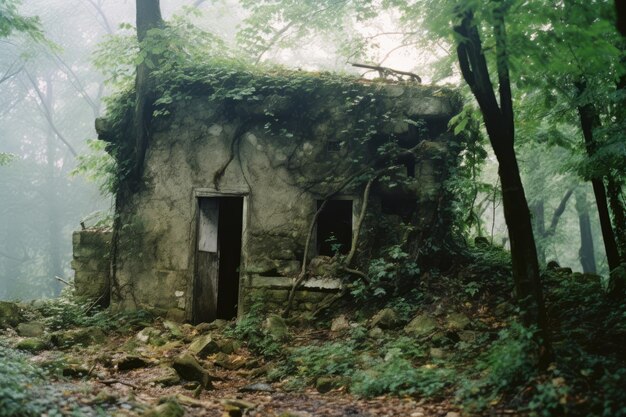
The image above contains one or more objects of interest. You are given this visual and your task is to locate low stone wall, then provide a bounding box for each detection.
[71,229,112,302]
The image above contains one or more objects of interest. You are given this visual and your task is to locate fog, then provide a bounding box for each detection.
[0,0,608,300]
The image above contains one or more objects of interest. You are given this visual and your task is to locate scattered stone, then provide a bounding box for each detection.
[279,411,311,417]
[404,314,437,337]
[62,364,91,377]
[17,321,45,337]
[51,326,106,347]
[445,412,461,417]
[220,399,255,417]
[331,315,350,332]
[136,327,162,344]
[371,308,400,329]
[85,389,118,405]
[188,334,219,357]
[148,366,181,387]
[216,338,238,354]
[142,399,184,417]
[265,314,288,340]
[15,337,47,352]
[116,355,150,371]
[429,347,447,360]
[445,312,470,330]
[214,352,247,370]
[172,352,214,389]
[308,256,334,277]
[195,319,229,334]
[163,320,184,339]
[368,327,384,339]
[458,330,478,343]
[239,382,275,393]
[0,301,21,328]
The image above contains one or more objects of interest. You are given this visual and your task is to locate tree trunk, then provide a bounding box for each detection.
[132,0,163,183]
[454,5,551,367]
[575,189,597,273]
[606,175,626,260]
[575,82,622,272]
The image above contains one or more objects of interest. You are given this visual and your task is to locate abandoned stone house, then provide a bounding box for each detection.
[72,68,461,323]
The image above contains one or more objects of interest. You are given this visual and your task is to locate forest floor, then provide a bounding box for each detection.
[2,247,625,417]
[1,318,464,417]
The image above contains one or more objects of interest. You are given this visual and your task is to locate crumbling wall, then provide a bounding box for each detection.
[94,70,462,319]
[71,229,111,302]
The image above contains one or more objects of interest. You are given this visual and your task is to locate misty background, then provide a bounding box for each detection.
[0,0,606,300]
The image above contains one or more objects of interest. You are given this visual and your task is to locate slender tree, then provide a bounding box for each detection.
[453,2,551,365]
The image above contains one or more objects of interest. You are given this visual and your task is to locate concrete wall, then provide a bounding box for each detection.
[71,229,111,302]
[98,77,461,320]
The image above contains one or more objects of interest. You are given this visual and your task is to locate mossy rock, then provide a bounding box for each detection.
[404,314,437,337]
[16,337,48,352]
[142,400,184,417]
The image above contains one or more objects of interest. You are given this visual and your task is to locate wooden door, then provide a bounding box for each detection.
[194,198,219,323]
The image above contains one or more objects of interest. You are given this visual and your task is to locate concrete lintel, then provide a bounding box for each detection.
[249,275,343,290]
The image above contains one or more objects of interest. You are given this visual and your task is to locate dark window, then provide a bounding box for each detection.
[317,200,352,256]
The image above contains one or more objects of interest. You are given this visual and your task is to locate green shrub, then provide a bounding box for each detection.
[225,302,281,357]
[351,354,452,397]
[0,345,45,416]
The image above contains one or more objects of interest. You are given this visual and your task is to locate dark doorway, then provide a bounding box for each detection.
[194,197,243,324]
[317,200,352,256]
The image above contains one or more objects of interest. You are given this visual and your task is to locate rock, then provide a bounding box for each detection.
[265,314,288,340]
[308,256,334,277]
[445,412,461,417]
[555,267,573,275]
[220,399,255,417]
[116,355,150,371]
[188,334,219,357]
[315,376,345,393]
[51,326,105,348]
[215,338,238,354]
[63,364,90,377]
[330,315,350,332]
[15,337,47,352]
[136,327,162,344]
[371,308,400,329]
[368,327,384,339]
[86,389,117,405]
[163,320,184,339]
[0,301,21,328]
[474,236,490,247]
[429,347,447,359]
[148,366,181,386]
[172,352,214,389]
[446,312,470,330]
[279,412,310,417]
[214,352,247,370]
[142,400,184,417]
[195,319,229,333]
[404,314,437,337]
[239,382,275,393]
[458,330,478,343]
[17,321,45,337]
